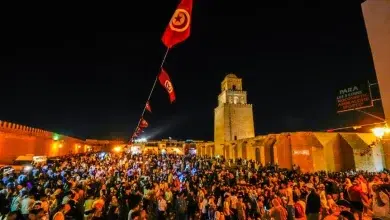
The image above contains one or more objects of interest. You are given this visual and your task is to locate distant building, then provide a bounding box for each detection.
[130,139,213,155]
[214,74,255,157]
[207,74,390,172]
[85,139,124,152]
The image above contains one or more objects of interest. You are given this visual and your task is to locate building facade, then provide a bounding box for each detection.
[207,131,389,172]
[214,74,255,157]
[130,139,214,156]
[209,73,390,172]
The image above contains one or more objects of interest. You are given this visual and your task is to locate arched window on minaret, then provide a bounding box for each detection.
[232,85,236,90]
[234,96,239,104]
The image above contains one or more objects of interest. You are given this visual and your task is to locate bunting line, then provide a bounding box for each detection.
[130,48,170,142]
[129,0,193,144]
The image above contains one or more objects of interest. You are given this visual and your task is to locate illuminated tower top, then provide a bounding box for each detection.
[218,73,247,106]
[221,73,242,91]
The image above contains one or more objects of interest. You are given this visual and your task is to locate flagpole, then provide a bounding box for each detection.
[131,47,171,142]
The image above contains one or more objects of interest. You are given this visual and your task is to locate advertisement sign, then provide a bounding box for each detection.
[293,150,310,155]
[337,83,372,113]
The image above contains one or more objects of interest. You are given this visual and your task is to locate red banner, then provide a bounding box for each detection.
[162,0,193,48]
[159,69,176,103]
[145,101,152,113]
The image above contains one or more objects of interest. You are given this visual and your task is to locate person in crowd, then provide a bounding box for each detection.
[306,183,321,220]
[372,184,390,220]
[0,150,389,220]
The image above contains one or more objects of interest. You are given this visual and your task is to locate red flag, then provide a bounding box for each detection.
[145,101,152,113]
[135,127,143,135]
[162,0,193,48]
[140,119,149,128]
[158,69,176,103]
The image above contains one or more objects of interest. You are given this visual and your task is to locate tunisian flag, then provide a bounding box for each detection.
[140,119,149,128]
[145,101,152,113]
[162,0,193,48]
[158,69,176,103]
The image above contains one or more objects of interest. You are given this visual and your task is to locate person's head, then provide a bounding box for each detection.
[305,183,314,191]
[36,208,45,219]
[28,209,39,220]
[271,198,280,207]
[63,204,71,213]
[6,211,18,220]
[372,184,379,192]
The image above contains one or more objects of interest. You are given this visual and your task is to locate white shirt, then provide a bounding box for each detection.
[21,197,34,215]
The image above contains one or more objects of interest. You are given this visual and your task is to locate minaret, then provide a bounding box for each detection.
[214,74,255,158]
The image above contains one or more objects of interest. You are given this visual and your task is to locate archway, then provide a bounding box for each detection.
[234,96,239,104]
[224,145,230,159]
[255,148,260,162]
[270,145,275,164]
[233,145,238,159]
[339,135,356,171]
[242,142,247,159]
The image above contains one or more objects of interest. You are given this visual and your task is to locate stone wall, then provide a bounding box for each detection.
[208,131,386,172]
[214,106,225,156]
[0,120,86,164]
[230,104,255,140]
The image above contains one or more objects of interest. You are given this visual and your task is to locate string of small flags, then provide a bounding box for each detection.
[129,0,193,144]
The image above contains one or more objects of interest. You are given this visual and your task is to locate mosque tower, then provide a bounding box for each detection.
[214,74,255,157]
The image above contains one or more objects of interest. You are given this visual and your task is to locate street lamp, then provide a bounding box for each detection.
[371,125,390,139]
[113,146,122,153]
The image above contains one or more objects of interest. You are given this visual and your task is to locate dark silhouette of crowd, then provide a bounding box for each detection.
[0,151,389,220]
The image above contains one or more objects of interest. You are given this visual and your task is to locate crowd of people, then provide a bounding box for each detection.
[0,150,389,220]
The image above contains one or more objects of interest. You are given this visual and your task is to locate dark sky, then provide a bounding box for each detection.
[0,1,383,141]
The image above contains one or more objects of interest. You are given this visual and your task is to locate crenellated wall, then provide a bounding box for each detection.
[0,120,87,164]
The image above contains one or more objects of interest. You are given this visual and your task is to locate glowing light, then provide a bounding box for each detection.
[371,127,390,138]
[135,138,147,143]
[59,144,63,148]
[53,133,60,141]
[130,146,141,155]
[24,166,32,172]
[113,146,122,153]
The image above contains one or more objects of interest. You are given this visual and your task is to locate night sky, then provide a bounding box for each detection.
[0,1,384,141]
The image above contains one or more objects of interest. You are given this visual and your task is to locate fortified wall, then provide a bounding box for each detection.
[200,132,390,173]
[0,120,87,164]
